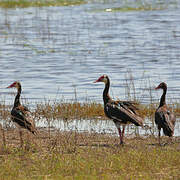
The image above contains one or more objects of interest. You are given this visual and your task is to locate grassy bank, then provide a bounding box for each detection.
[29,101,180,120]
[6,101,180,120]
[0,0,85,8]
[0,129,180,179]
[0,101,180,128]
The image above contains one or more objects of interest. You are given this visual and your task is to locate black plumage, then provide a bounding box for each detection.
[155,82,176,145]
[11,107,36,134]
[94,75,144,144]
[7,81,36,134]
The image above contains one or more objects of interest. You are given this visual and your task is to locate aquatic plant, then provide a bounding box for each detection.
[100,0,178,12]
[0,0,85,8]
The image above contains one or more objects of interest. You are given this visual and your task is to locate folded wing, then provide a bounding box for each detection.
[105,101,144,126]
[11,106,36,134]
[155,108,175,137]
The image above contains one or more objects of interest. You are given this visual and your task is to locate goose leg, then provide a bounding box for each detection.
[115,121,123,145]
[158,129,161,145]
[117,127,123,144]
[121,125,126,144]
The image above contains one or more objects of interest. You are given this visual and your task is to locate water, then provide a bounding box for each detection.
[0,1,180,135]
[37,118,180,137]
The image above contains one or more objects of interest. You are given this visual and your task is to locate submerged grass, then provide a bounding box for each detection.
[102,0,178,12]
[34,102,105,120]
[0,0,85,8]
[0,100,179,140]
[0,100,180,122]
[33,101,180,120]
[105,6,165,12]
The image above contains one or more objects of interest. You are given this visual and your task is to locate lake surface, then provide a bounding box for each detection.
[0,0,180,135]
[0,0,180,105]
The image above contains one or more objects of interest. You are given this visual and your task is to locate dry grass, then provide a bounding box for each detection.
[1,101,178,122]
[0,98,179,179]
[23,101,180,121]
[0,100,179,129]
[0,129,179,179]
[34,102,105,121]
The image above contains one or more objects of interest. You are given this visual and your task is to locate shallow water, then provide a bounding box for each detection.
[37,117,180,137]
[0,1,180,135]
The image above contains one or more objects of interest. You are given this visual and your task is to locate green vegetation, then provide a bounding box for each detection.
[0,0,177,10]
[0,101,180,126]
[0,130,179,179]
[0,94,179,179]
[34,102,105,120]
[30,101,180,121]
[0,0,85,8]
[102,0,178,12]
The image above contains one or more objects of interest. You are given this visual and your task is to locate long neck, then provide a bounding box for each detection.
[103,77,111,105]
[159,87,167,107]
[14,85,21,107]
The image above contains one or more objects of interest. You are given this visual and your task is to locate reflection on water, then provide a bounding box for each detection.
[37,118,180,137]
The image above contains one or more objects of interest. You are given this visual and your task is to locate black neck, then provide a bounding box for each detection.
[159,87,167,107]
[103,77,111,104]
[14,85,21,107]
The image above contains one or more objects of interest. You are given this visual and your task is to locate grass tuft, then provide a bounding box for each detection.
[34,102,105,120]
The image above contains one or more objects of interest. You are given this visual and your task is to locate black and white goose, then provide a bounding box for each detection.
[155,82,176,145]
[94,75,144,144]
[7,81,36,146]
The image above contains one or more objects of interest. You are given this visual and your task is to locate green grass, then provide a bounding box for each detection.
[0,0,85,8]
[0,97,179,179]
[0,0,177,9]
[0,131,179,179]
